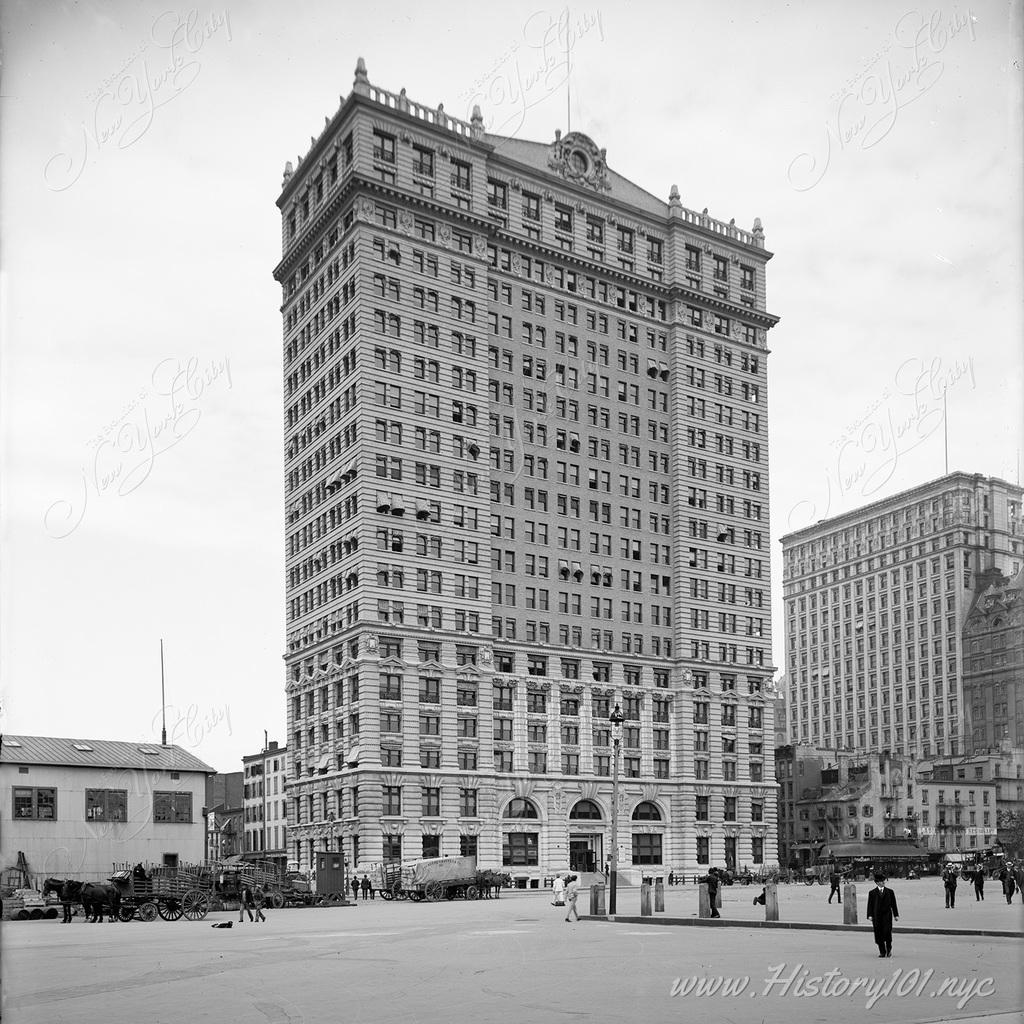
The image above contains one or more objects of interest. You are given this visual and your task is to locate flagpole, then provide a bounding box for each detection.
[943,390,948,474]
[160,639,167,746]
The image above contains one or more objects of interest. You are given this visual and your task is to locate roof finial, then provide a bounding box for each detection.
[282,161,294,188]
[668,184,681,208]
[471,104,484,140]
[353,57,369,95]
[752,217,765,245]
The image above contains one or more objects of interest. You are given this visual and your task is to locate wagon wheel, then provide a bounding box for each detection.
[158,898,183,921]
[379,888,393,901]
[270,891,285,909]
[424,881,443,901]
[137,902,159,922]
[182,890,210,921]
[466,885,480,901]
[118,904,136,922]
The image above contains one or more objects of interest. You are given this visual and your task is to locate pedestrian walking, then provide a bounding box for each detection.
[239,886,255,923]
[60,880,74,923]
[866,873,899,958]
[1000,867,1017,905]
[828,868,842,904]
[564,874,580,922]
[667,871,674,887]
[351,875,360,902]
[551,875,565,907]
[361,874,373,900]
[942,865,957,909]
[973,867,985,901]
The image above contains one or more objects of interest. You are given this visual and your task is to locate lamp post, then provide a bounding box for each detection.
[609,702,624,917]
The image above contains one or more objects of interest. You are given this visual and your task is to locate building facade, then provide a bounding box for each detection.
[776,746,916,866]
[276,61,780,881]
[242,741,289,869]
[915,750,1024,856]
[962,567,1024,753]
[782,473,1023,759]
[0,735,212,883]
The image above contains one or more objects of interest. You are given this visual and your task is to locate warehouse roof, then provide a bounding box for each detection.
[0,734,215,773]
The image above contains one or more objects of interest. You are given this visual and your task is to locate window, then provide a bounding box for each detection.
[422,787,441,817]
[383,835,402,860]
[460,788,478,817]
[504,798,539,819]
[503,832,538,866]
[460,834,478,857]
[696,837,709,864]
[632,833,662,865]
[153,792,192,823]
[13,786,56,820]
[632,801,662,821]
[85,788,128,822]
[383,786,402,816]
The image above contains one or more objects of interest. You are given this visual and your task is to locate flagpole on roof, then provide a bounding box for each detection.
[160,639,167,746]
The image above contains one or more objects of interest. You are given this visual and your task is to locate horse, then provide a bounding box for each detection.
[80,882,121,923]
[42,878,67,899]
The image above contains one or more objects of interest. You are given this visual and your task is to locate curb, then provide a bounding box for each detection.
[587,915,1022,939]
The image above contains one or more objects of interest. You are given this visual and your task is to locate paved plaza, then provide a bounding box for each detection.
[4,880,1022,1024]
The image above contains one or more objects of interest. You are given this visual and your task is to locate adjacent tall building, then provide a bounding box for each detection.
[782,473,1023,759]
[275,61,780,881]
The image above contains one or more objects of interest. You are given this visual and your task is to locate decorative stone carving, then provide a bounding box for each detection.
[398,210,414,235]
[527,680,551,692]
[543,189,554,202]
[510,253,522,274]
[362,634,379,653]
[513,779,536,801]
[641,784,659,803]
[420,820,446,836]
[479,647,493,666]
[549,784,567,815]
[473,235,487,259]
[591,686,614,697]
[561,684,584,695]
[282,161,294,189]
[355,197,376,222]
[547,130,612,192]
[400,130,412,144]
[510,177,523,191]
[580,782,600,803]
[756,328,767,346]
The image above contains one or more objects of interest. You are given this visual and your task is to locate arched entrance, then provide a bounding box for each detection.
[568,799,603,873]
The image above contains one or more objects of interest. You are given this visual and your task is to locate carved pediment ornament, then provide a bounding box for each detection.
[546,131,612,192]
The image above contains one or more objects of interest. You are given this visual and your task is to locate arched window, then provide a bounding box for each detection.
[504,798,539,819]
[569,799,602,820]
[632,801,662,821]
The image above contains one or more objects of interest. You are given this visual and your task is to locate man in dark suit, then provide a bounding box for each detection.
[866,873,899,958]
[973,866,985,901]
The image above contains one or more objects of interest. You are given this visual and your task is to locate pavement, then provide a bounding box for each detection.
[3,884,1022,1024]
[619,876,1024,934]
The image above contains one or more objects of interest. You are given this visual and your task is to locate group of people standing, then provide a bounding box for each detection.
[943,862,1021,907]
[350,875,375,900]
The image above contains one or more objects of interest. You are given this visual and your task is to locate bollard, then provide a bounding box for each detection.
[590,884,606,916]
[654,877,665,912]
[716,886,722,910]
[765,882,779,922]
[640,879,652,916]
[843,883,857,925]
[698,882,711,918]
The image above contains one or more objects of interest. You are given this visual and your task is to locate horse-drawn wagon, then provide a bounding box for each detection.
[111,862,213,921]
[375,856,486,902]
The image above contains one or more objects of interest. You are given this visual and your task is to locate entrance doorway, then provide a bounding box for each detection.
[724,837,737,873]
[569,836,602,873]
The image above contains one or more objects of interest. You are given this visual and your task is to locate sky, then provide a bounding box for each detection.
[2,0,1021,774]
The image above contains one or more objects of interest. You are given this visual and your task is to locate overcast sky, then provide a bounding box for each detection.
[2,0,1021,773]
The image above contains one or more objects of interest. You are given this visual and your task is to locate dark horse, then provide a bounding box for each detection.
[80,881,121,922]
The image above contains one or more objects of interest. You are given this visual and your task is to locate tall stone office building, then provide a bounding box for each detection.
[276,61,780,881]
[781,473,1023,760]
